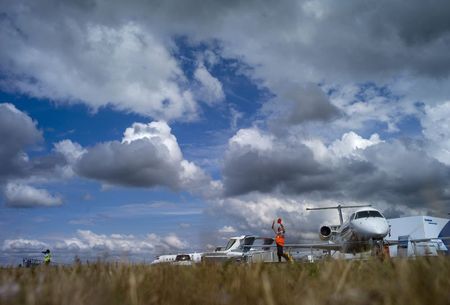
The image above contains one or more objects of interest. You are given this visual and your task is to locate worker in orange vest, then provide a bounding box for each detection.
[272,218,292,262]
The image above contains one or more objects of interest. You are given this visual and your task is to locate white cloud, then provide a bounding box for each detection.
[1,20,198,121]
[53,230,187,254]
[54,140,86,163]
[193,63,225,105]
[122,121,183,161]
[228,128,274,152]
[329,132,383,158]
[76,120,221,197]
[222,125,450,214]
[2,238,48,252]
[218,226,236,234]
[4,183,62,207]
[303,132,382,164]
[2,0,450,128]
[422,101,450,165]
[53,139,86,178]
[163,234,187,249]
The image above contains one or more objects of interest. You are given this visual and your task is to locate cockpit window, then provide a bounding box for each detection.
[355,210,383,219]
[224,239,236,250]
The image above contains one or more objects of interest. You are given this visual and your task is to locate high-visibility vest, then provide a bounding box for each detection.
[275,235,285,246]
[44,254,51,264]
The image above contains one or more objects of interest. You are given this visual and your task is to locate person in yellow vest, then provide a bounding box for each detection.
[272,218,293,262]
[42,249,51,265]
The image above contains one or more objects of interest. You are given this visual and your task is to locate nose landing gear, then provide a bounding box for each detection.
[370,239,389,259]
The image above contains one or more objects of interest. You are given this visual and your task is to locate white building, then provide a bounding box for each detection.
[387,216,450,257]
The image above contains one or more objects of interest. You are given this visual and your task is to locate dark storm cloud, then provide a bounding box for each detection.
[0,103,71,208]
[223,136,450,211]
[351,142,450,208]
[75,140,182,189]
[371,1,450,46]
[223,140,324,196]
[0,103,68,181]
[0,103,42,181]
[265,84,341,126]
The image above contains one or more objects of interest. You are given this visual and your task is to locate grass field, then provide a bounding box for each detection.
[1,257,449,305]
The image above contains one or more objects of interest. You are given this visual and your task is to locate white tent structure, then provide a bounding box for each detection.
[387,216,450,257]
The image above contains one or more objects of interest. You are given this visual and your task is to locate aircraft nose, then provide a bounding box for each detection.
[370,221,389,237]
[355,219,389,238]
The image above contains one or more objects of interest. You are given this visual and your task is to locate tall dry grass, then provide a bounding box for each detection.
[1,257,449,305]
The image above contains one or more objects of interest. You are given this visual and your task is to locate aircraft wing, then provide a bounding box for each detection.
[283,243,342,251]
[244,242,341,251]
[384,236,450,246]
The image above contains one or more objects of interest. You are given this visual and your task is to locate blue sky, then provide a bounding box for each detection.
[1,0,450,264]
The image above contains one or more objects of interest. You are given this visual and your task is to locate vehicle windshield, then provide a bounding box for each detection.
[355,210,383,219]
[175,255,190,261]
[224,239,237,251]
[242,237,256,253]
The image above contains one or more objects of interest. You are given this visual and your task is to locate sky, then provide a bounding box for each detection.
[1,0,450,264]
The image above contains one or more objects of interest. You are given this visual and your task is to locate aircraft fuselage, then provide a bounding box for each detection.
[332,208,390,253]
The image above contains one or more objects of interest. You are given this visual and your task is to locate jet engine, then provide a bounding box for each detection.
[319,226,332,240]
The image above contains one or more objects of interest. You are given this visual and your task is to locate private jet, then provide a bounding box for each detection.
[297,205,390,255]
[202,235,276,262]
[286,205,450,258]
[151,252,202,265]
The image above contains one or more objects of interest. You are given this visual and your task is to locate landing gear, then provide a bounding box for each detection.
[370,239,388,259]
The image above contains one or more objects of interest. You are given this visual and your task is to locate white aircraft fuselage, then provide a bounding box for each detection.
[320,207,390,253]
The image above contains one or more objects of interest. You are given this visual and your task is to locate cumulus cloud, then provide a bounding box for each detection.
[214,127,450,237]
[76,121,219,195]
[422,101,450,165]
[0,103,69,207]
[0,103,42,181]
[1,230,189,263]
[3,0,450,126]
[37,230,186,255]
[0,15,198,121]
[2,238,49,252]
[265,84,340,126]
[222,128,450,213]
[223,127,322,196]
[53,140,87,178]
[328,132,383,159]
[0,103,73,182]
[4,183,62,208]
[193,63,225,105]
[218,226,236,234]
[163,233,188,249]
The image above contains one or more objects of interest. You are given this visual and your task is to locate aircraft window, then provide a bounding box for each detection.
[355,211,383,218]
[349,213,356,220]
[224,239,236,250]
